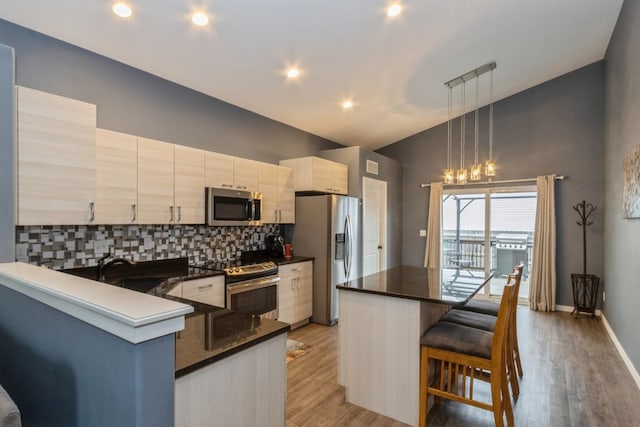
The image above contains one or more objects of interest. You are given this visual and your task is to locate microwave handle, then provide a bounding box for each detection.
[250,200,256,221]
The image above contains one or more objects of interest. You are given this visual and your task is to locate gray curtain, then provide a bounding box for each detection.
[529,175,557,311]
[424,183,443,269]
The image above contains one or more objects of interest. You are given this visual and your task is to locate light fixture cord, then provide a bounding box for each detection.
[460,81,465,169]
[489,67,494,161]
[474,73,479,165]
[447,85,452,170]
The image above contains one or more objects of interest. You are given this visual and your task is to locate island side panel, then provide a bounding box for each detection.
[0,284,175,427]
[338,289,421,426]
[175,333,287,427]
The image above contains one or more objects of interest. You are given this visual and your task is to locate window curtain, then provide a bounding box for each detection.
[529,175,556,311]
[424,182,443,268]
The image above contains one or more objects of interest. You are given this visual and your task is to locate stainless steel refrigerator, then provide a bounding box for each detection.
[292,195,361,325]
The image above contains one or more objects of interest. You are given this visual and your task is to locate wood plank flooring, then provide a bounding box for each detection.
[286,308,640,426]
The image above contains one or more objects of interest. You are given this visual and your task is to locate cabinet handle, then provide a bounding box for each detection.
[89,201,95,222]
[197,284,213,290]
[170,205,174,222]
[131,203,137,222]
[275,209,278,222]
[292,268,302,272]
[278,210,282,223]
[297,278,301,289]
[177,206,182,222]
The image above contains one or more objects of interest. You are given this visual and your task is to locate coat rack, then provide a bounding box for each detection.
[570,200,600,318]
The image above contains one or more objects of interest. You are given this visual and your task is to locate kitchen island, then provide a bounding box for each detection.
[337,266,491,427]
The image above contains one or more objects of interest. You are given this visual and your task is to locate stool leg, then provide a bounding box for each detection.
[419,347,428,427]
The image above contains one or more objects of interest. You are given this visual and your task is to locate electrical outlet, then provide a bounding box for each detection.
[94,240,110,254]
[419,229,427,237]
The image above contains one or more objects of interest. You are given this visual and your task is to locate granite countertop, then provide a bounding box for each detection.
[337,266,492,306]
[61,257,290,377]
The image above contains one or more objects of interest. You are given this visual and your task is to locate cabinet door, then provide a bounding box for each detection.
[137,137,175,224]
[277,165,295,223]
[205,152,235,189]
[312,157,334,193]
[182,276,225,307]
[95,129,138,224]
[332,162,349,195]
[295,261,314,321]
[17,86,97,225]
[277,264,297,325]
[174,145,205,224]
[234,158,258,192]
[258,162,279,223]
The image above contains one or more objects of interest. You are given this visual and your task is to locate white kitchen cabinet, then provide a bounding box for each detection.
[205,152,258,192]
[137,137,175,224]
[181,275,225,307]
[17,86,97,225]
[279,156,348,195]
[174,145,205,224]
[258,162,295,224]
[95,128,138,224]
[278,261,313,327]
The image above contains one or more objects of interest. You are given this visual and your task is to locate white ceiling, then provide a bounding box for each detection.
[0,1,623,150]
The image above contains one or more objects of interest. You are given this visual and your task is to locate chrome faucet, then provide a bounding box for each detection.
[96,251,136,282]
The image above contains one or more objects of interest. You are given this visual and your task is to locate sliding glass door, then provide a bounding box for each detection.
[441,186,536,301]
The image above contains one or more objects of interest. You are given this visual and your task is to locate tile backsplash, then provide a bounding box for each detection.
[15,224,280,270]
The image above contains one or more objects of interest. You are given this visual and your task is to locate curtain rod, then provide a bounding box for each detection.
[420,175,565,188]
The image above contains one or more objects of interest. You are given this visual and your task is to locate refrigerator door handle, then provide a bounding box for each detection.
[343,215,349,278]
[345,214,353,278]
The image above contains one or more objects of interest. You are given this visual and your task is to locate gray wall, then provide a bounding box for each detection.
[0,44,15,262]
[319,146,403,268]
[0,284,175,427]
[378,62,605,308]
[603,0,640,374]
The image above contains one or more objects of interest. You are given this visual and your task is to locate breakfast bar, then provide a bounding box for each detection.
[337,266,491,427]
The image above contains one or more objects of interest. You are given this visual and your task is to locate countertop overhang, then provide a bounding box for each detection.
[0,262,194,344]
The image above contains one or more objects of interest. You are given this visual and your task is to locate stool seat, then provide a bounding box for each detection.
[441,309,496,332]
[421,321,493,359]
[458,299,499,316]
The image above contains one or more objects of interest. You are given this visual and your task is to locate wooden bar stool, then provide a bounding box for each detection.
[419,276,519,427]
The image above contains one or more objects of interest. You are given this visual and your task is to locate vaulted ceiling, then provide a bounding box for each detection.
[0,1,624,149]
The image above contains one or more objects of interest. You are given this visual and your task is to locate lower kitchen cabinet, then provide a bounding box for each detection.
[278,261,312,327]
[168,276,225,307]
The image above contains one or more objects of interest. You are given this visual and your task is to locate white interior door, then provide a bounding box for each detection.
[362,177,387,276]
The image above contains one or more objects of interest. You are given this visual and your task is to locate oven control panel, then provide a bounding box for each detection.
[224,261,277,277]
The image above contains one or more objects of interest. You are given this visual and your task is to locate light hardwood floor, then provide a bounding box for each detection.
[287,308,640,426]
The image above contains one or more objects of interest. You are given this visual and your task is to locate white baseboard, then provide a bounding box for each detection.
[600,313,640,392]
[554,304,602,316]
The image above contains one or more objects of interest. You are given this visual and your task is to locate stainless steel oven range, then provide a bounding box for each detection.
[224,261,279,320]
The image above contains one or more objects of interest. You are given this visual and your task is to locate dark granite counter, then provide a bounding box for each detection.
[337,266,491,306]
[61,258,289,377]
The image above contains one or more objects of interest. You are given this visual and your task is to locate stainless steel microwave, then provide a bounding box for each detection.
[205,188,262,226]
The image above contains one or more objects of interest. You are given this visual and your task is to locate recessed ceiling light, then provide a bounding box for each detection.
[286,68,300,79]
[112,2,133,18]
[387,4,402,17]
[342,100,354,110]
[192,11,209,26]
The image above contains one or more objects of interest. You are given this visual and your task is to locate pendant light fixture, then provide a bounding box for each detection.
[456,81,468,185]
[443,84,455,184]
[470,73,482,181]
[485,66,496,177]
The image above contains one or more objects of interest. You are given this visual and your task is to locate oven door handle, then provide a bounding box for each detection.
[227,276,280,294]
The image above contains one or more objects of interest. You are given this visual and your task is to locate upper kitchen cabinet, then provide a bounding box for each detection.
[205,152,258,192]
[279,156,348,195]
[17,86,97,225]
[137,137,175,224]
[174,145,205,224]
[258,163,295,224]
[95,129,138,224]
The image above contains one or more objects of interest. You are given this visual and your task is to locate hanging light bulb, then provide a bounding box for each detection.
[470,73,482,181]
[456,81,467,185]
[443,84,454,184]
[485,66,496,177]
